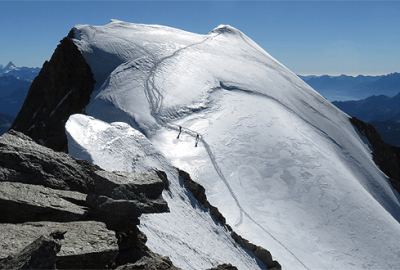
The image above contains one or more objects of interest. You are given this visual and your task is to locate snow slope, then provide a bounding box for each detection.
[66,114,264,269]
[67,20,400,269]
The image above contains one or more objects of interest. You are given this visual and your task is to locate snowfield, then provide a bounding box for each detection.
[66,20,400,269]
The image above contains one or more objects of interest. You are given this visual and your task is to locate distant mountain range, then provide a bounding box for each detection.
[332,93,400,122]
[331,94,400,146]
[299,73,400,146]
[0,62,39,119]
[298,73,400,101]
[368,120,400,146]
[0,61,41,81]
[0,112,14,135]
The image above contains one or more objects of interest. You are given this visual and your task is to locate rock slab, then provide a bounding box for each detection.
[0,182,87,223]
[0,221,118,269]
[0,130,172,269]
[0,129,97,193]
[0,235,60,270]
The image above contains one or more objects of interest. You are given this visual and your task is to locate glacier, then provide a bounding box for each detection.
[65,20,400,269]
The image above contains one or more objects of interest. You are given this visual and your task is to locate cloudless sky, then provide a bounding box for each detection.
[1,1,399,76]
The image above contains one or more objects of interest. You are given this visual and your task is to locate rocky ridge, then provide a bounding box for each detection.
[350,117,400,194]
[0,130,178,269]
[10,30,95,152]
[178,169,281,270]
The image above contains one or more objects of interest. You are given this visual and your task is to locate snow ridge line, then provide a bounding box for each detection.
[144,32,222,121]
[142,38,309,269]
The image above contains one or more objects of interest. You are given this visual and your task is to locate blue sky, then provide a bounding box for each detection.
[1,1,399,76]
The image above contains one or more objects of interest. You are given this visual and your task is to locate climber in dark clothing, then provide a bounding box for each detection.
[195,133,200,147]
[177,126,182,139]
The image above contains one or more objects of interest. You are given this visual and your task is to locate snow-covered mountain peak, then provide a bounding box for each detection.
[208,24,242,35]
[3,61,17,71]
[67,20,400,269]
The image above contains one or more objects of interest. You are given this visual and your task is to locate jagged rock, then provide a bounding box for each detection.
[206,263,238,270]
[10,31,95,153]
[154,169,170,191]
[0,235,60,270]
[113,220,180,269]
[231,231,281,269]
[0,182,87,223]
[230,231,256,252]
[116,254,181,270]
[0,130,97,193]
[0,124,172,269]
[179,168,281,270]
[0,221,118,269]
[254,247,280,269]
[87,170,168,218]
[350,117,400,193]
[178,168,226,225]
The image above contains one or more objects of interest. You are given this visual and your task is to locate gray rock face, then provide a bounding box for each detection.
[10,31,95,153]
[0,182,87,223]
[0,130,172,269]
[0,129,97,193]
[0,235,60,270]
[350,117,400,194]
[87,170,168,217]
[116,255,182,270]
[0,221,118,269]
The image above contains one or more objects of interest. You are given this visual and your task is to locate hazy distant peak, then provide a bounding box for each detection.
[4,61,16,71]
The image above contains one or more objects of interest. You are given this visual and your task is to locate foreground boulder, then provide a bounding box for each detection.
[0,182,87,223]
[0,235,60,270]
[0,129,97,193]
[116,255,181,270]
[0,130,173,269]
[0,221,117,269]
[87,170,168,219]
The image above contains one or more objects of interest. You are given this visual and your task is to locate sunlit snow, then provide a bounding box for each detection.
[66,20,400,269]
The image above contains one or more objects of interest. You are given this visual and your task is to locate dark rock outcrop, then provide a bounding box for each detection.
[0,130,174,269]
[350,117,400,193]
[0,182,87,223]
[116,255,181,270]
[0,235,60,270]
[206,263,238,270]
[0,129,97,193]
[229,232,280,269]
[178,169,226,225]
[178,168,281,270]
[88,170,168,217]
[10,30,95,153]
[0,221,118,269]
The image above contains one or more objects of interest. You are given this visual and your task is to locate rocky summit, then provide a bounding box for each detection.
[0,130,177,269]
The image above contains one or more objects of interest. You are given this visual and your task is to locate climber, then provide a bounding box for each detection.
[177,126,182,139]
[195,133,200,147]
